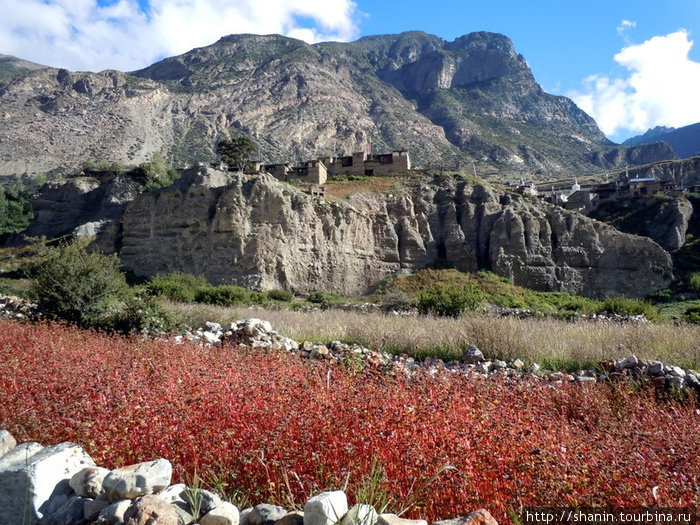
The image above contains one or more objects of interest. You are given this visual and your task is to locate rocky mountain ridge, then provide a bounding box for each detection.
[0,31,674,178]
[623,123,700,159]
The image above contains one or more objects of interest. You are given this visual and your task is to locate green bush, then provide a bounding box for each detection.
[195,285,267,307]
[688,273,700,293]
[31,240,128,327]
[683,305,700,324]
[111,293,178,334]
[598,296,658,320]
[380,289,413,311]
[145,273,209,303]
[306,290,346,307]
[415,283,483,317]
[137,153,179,191]
[266,289,294,302]
[647,287,674,303]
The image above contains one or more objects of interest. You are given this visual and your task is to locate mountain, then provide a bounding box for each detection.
[0,54,47,77]
[623,123,700,159]
[0,32,674,178]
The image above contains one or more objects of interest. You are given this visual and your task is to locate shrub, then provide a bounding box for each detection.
[31,240,128,327]
[415,283,483,317]
[146,273,209,303]
[597,296,658,320]
[137,153,180,191]
[195,285,267,307]
[111,293,178,334]
[689,273,700,293]
[683,305,700,324]
[647,288,674,303]
[306,290,346,308]
[380,289,413,311]
[266,289,294,302]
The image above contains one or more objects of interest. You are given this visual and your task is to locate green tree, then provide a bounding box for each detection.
[216,136,258,171]
[31,240,129,327]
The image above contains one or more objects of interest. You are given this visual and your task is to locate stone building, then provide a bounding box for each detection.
[264,159,328,185]
[321,150,411,177]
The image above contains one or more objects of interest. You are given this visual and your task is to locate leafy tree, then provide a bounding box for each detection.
[0,186,33,234]
[31,239,129,327]
[216,136,258,171]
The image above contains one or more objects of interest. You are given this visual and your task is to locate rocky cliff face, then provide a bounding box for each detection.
[114,170,672,298]
[1,32,673,178]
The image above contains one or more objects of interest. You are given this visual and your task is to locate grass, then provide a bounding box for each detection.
[371,269,602,315]
[167,302,700,371]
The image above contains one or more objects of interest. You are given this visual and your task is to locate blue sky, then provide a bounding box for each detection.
[2,0,700,142]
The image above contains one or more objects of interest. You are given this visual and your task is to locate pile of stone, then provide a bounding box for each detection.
[177,319,700,395]
[0,430,497,525]
[0,294,40,320]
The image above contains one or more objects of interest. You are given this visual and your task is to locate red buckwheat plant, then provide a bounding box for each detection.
[0,320,697,521]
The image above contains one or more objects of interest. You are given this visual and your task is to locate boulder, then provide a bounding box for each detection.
[46,495,89,525]
[84,498,110,521]
[304,491,348,525]
[276,511,305,525]
[461,346,484,364]
[432,509,498,525]
[201,501,242,525]
[123,495,180,525]
[0,430,16,457]
[70,466,110,498]
[0,441,95,524]
[96,499,133,525]
[249,503,288,525]
[341,504,378,525]
[377,514,427,525]
[102,458,172,501]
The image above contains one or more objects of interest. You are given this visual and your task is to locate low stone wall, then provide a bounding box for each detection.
[0,429,496,525]
[182,318,700,393]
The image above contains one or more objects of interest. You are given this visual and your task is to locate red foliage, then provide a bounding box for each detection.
[0,320,698,521]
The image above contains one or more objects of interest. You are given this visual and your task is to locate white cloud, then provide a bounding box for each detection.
[569,29,700,139]
[0,0,360,72]
[617,19,636,38]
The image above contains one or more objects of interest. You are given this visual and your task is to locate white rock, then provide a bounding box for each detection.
[102,458,172,501]
[0,430,16,458]
[70,466,110,498]
[157,483,188,504]
[203,331,222,345]
[205,321,223,332]
[96,499,133,525]
[341,504,377,525]
[377,514,427,525]
[304,491,348,525]
[0,442,95,524]
[201,502,241,525]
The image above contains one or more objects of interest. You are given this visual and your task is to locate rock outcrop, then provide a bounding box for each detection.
[114,169,672,298]
[21,173,144,243]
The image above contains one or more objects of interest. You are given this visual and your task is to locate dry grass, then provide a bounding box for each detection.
[168,302,700,370]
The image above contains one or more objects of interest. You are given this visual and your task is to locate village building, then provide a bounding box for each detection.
[264,159,328,185]
[262,149,411,187]
[321,150,412,177]
[629,176,661,198]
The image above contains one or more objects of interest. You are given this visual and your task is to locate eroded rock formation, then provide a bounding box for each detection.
[115,169,672,298]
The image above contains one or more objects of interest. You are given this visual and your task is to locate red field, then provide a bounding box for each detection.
[0,320,697,522]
